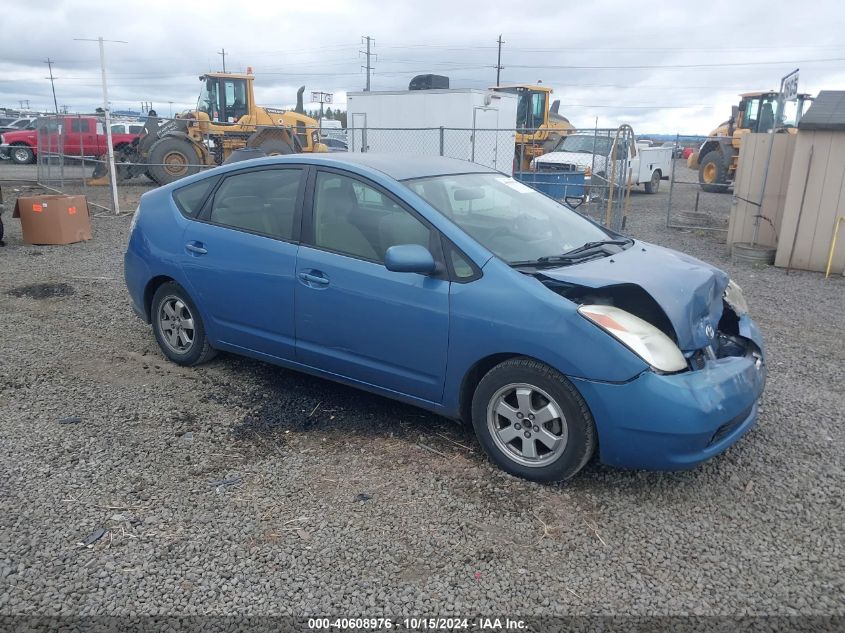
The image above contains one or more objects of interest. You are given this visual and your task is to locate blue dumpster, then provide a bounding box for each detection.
[514,170,585,201]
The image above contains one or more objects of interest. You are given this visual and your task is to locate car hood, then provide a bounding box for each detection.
[535,151,608,168]
[539,241,729,351]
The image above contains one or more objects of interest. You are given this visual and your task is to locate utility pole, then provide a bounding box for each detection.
[44,58,59,115]
[19,100,30,111]
[496,35,505,86]
[218,48,227,72]
[360,36,375,91]
[74,36,127,215]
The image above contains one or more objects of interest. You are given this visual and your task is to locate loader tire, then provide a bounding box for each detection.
[254,138,294,156]
[698,150,729,193]
[147,138,201,186]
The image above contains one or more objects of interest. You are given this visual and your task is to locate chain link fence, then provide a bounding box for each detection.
[664,134,733,234]
[23,113,725,233]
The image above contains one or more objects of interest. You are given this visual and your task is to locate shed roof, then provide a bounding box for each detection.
[798,91,845,131]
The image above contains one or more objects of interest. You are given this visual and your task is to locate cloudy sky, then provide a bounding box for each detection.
[1,0,843,134]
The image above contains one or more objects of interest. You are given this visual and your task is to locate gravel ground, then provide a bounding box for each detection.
[0,161,843,621]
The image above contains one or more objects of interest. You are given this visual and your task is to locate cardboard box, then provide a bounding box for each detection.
[12,194,91,245]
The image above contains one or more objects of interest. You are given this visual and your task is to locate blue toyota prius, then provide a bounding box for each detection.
[124,154,766,481]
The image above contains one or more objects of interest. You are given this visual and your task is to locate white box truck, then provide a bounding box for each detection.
[346,89,518,173]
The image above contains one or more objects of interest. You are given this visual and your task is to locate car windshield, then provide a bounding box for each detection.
[404,172,615,264]
[553,134,615,156]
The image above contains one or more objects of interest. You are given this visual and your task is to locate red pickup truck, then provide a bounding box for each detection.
[0,116,140,165]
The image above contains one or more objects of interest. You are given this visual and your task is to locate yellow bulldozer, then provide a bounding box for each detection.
[491,84,574,170]
[97,70,326,186]
[689,90,813,193]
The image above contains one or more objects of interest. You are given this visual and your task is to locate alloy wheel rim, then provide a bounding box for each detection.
[486,383,568,468]
[158,295,195,354]
[13,148,29,162]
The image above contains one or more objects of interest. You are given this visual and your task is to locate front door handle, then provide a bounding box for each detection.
[185,242,207,255]
[298,271,329,286]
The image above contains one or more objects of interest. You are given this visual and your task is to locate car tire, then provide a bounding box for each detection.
[471,358,597,482]
[10,145,33,165]
[151,281,216,366]
[644,169,661,194]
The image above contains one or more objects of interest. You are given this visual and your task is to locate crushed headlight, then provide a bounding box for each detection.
[578,304,687,373]
[724,280,749,315]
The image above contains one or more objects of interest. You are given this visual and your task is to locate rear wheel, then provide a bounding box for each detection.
[10,145,33,165]
[644,169,661,194]
[151,282,216,366]
[471,358,596,482]
[147,137,201,185]
[698,150,729,193]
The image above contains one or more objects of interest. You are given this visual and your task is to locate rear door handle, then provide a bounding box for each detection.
[298,271,329,286]
[185,242,207,255]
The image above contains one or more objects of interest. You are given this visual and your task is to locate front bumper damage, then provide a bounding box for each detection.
[572,313,766,470]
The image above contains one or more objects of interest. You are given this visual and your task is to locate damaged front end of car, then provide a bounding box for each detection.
[524,254,767,470]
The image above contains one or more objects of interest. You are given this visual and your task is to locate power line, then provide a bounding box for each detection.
[506,57,845,70]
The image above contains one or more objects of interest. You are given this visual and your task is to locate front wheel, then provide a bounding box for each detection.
[147,138,201,185]
[698,150,729,193]
[471,358,597,482]
[151,282,216,366]
[10,145,33,165]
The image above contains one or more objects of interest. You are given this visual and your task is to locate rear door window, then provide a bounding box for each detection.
[208,168,303,240]
[173,179,216,217]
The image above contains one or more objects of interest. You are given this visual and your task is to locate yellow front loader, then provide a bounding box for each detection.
[96,70,326,186]
[491,84,574,171]
[689,91,812,193]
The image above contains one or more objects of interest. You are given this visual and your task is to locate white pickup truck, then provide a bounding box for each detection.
[531,132,673,194]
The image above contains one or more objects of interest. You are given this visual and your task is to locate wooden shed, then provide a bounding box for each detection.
[774,91,845,273]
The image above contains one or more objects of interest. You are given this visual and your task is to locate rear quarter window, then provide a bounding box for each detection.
[173,179,215,217]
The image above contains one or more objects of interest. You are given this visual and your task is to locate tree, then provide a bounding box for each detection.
[325,106,334,119]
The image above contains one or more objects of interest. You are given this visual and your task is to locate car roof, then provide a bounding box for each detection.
[254,153,499,181]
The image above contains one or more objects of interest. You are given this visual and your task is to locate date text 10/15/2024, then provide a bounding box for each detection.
[308,617,527,630]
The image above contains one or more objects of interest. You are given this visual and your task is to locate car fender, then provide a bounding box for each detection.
[440,257,648,417]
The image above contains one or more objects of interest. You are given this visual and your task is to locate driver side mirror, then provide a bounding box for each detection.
[384,244,437,274]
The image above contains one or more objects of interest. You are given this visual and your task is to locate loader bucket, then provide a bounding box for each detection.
[85,175,111,186]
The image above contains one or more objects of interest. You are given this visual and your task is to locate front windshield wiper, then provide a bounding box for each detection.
[510,239,632,269]
[537,238,633,263]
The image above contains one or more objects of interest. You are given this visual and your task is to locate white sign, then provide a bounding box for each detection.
[782,71,799,102]
[311,91,334,104]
